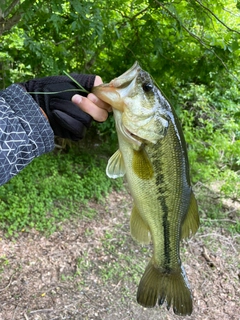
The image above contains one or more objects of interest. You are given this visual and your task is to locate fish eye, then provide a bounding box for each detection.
[142,83,153,92]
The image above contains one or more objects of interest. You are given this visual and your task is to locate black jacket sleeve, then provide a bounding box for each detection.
[0,84,55,186]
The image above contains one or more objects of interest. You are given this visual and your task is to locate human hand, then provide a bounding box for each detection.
[21,74,109,141]
[71,76,112,122]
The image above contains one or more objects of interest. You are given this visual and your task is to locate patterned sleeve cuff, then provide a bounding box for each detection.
[0,84,55,184]
[1,84,55,156]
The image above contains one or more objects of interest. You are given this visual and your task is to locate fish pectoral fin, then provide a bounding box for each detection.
[132,149,153,180]
[106,149,126,178]
[130,205,151,244]
[181,191,200,240]
[137,261,193,316]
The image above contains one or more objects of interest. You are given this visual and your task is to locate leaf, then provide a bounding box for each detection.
[63,71,89,93]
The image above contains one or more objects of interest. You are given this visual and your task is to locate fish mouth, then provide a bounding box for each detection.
[110,61,141,88]
[92,62,141,112]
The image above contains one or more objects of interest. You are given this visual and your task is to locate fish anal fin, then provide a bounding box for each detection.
[137,261,193,316]
[132,149,153,180]
[130,205,151,244]
[106,149,126,178]
[181,191,200,240]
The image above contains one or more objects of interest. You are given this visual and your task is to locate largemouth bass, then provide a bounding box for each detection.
[92,62,199,316]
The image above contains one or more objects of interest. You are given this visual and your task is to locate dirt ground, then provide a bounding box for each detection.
[0,190,239,320]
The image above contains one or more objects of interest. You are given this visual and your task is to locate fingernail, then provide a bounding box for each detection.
[72,94,82,104]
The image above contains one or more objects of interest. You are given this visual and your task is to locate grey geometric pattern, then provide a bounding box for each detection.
[0,84,54,185]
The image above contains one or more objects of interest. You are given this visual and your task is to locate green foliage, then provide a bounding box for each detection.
[0,0,239,231]
[195,184,240,234]
[0,255,9,274]
[1,0,239,86]
[0,147,123,237]
[177,82,240,198]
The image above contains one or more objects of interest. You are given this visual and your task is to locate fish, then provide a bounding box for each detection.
[92,62,200,316]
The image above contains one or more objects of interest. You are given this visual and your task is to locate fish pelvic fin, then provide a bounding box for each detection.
[137,260,193,316]
[181,191,200,240]
[106,149,126,178]
[130,205,151,244]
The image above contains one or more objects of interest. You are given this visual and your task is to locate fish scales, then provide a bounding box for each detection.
[152,123,192,257]
[92,62,200,316]
[122,121,190,268]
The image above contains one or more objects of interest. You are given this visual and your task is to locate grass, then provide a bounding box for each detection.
[0,255,9,274]
[0,142,123,237]
[0,133,239,319]
[99,232,141,284]
[0,132,239,238]
[195,183,240,234]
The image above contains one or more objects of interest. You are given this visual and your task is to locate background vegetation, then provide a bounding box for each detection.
[0,0,239,235]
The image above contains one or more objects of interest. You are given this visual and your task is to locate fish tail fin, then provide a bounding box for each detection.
[137,260,193,316]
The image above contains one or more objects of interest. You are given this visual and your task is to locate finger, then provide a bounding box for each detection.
[50,98,92,128]
[87,93,112,112]
[92,76,112,112]
[94,75,103,86]
[72,94,109,122]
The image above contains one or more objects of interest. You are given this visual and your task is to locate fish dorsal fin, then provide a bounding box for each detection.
[106,149,126,178]
[130,205,151,244]
[181,192,200,240]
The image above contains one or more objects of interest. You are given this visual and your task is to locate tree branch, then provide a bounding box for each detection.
[0,0,37,35]
[154,0,239,82]
[0,12,21,36]
[83,43,106,72]
[193,0,240,35]
[4,0,20,18]
[129,6,149,21]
